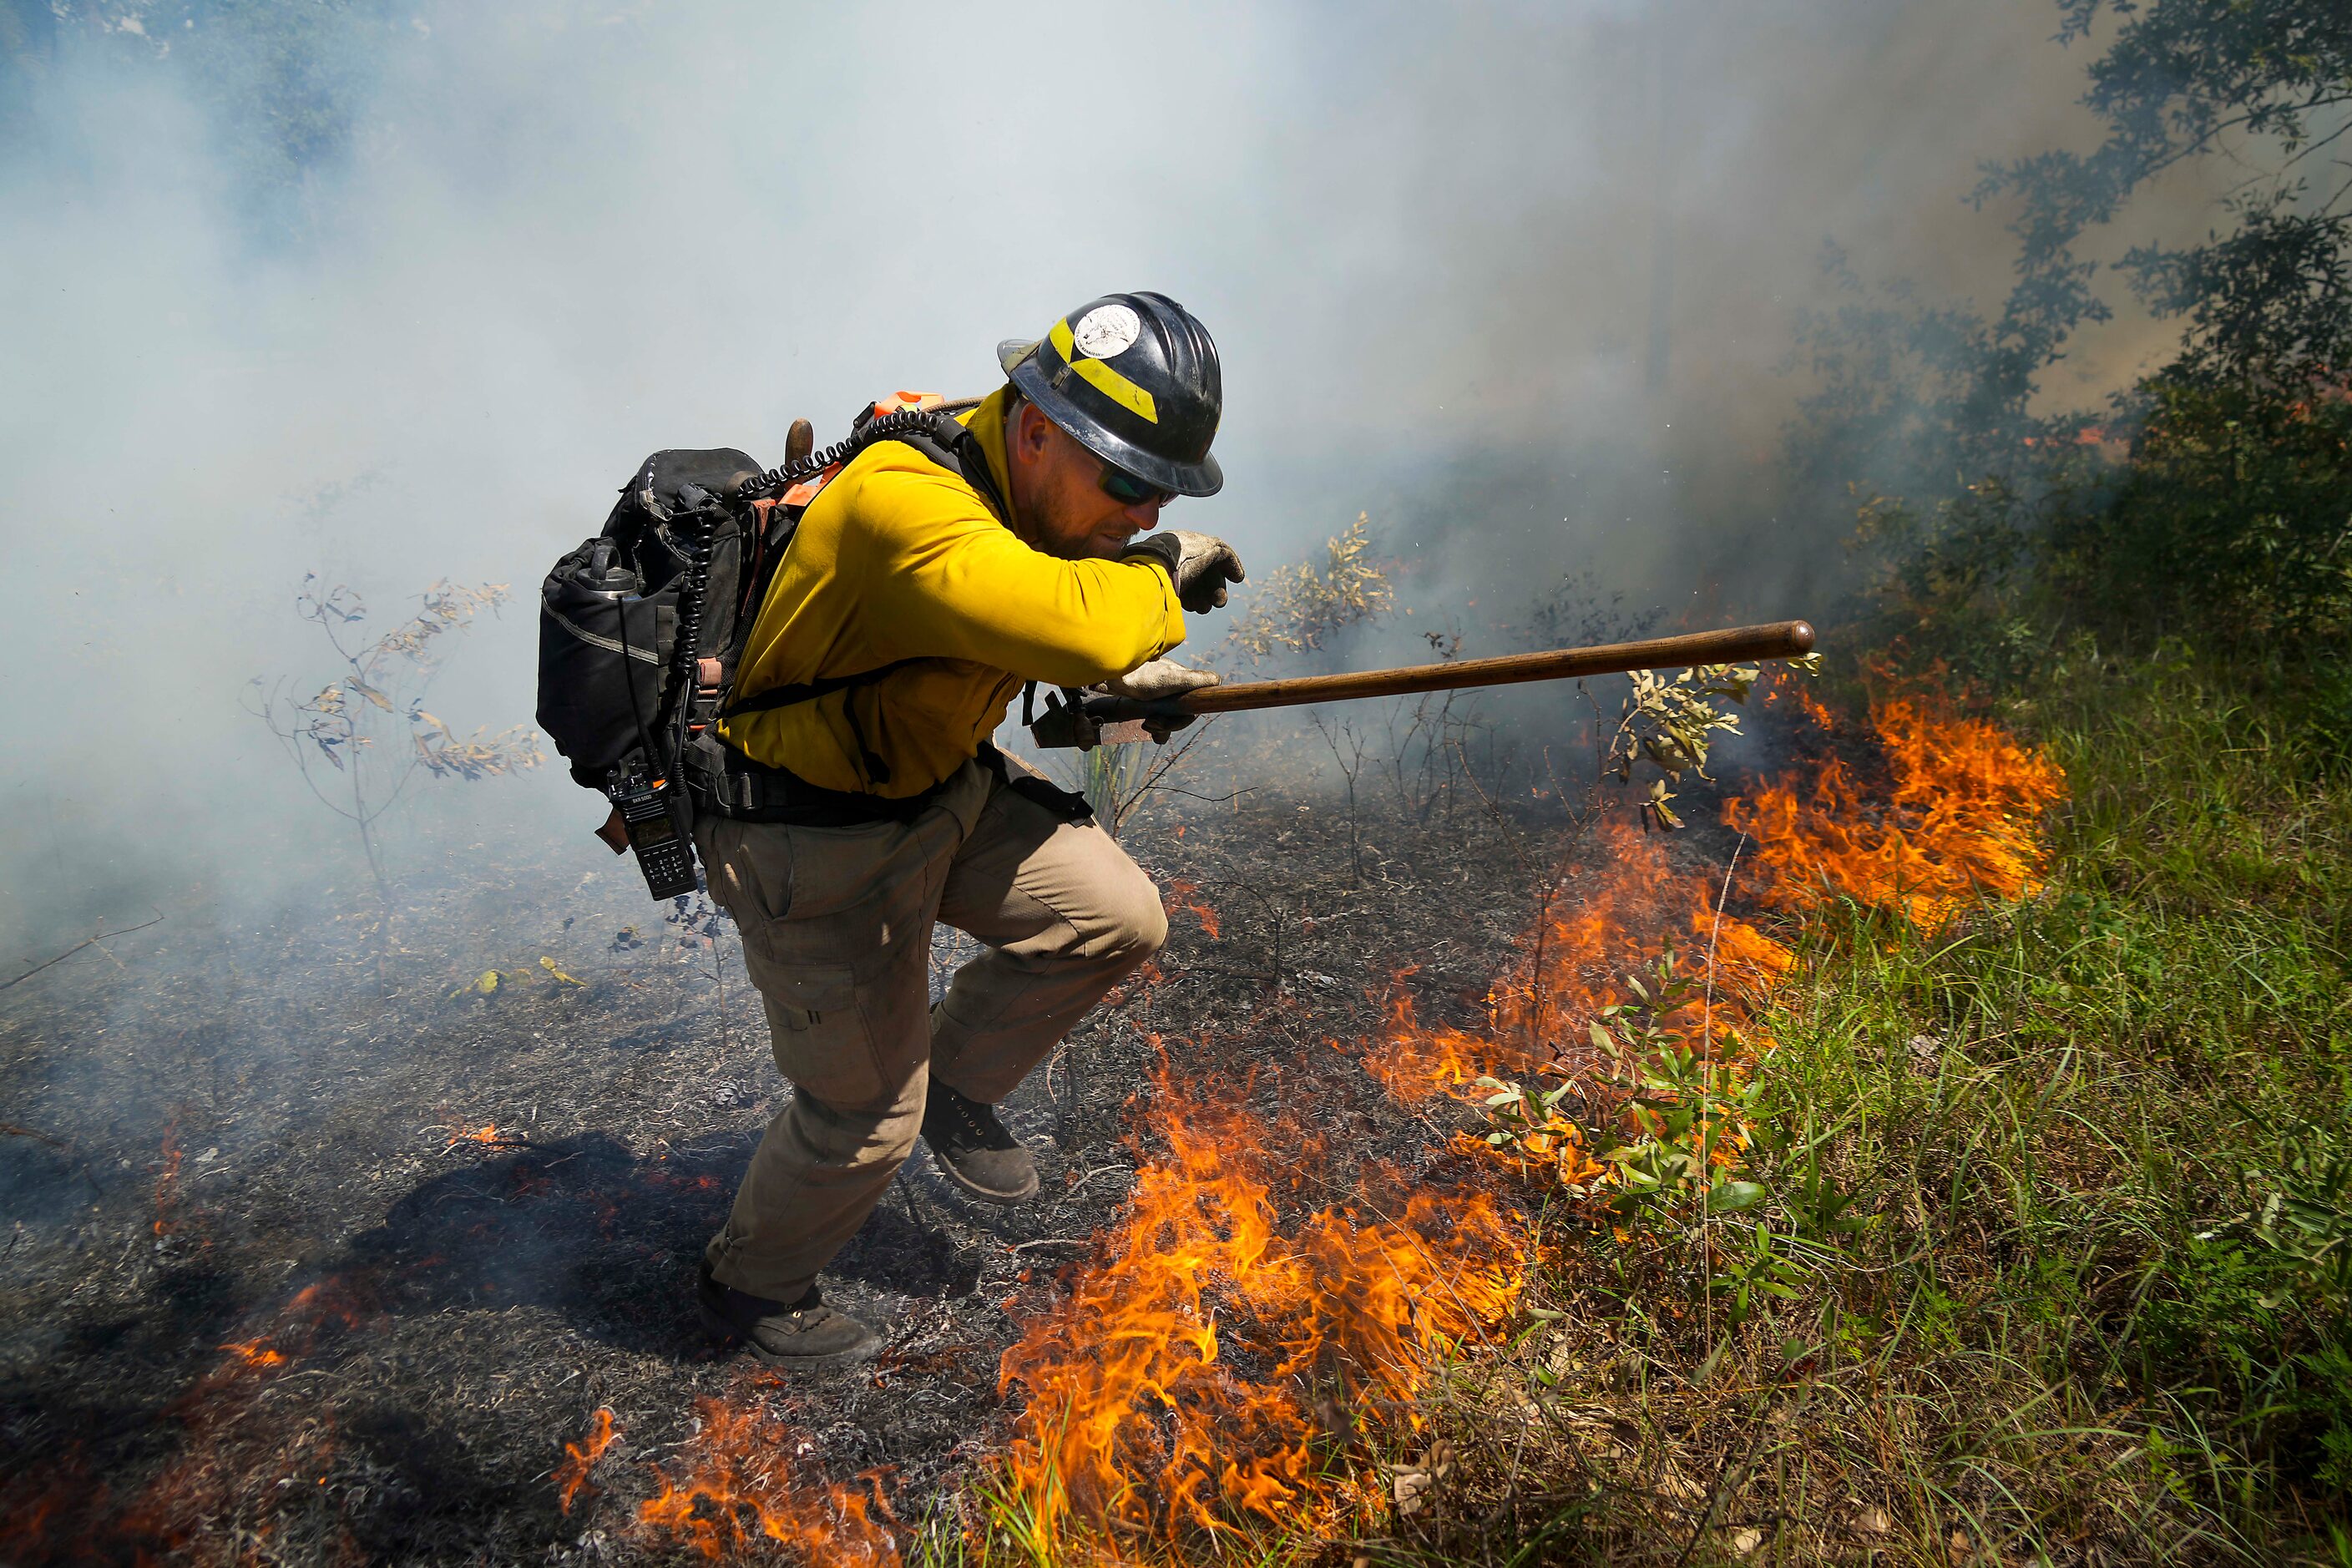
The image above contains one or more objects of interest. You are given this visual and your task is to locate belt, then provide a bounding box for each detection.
[685,739,1093,827]
[683,738,948,826]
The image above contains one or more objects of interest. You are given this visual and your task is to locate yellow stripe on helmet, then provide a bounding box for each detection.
[1048,317,1159,425]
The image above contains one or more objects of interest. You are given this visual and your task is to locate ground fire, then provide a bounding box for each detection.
[487,680,2066,1563]
[633,1396,900,1564]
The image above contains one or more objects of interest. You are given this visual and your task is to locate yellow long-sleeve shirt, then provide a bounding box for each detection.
[719,388,1186,797]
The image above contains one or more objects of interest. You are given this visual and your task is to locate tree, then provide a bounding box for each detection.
[1980,0,2352,388]
[1798,1,2352,655]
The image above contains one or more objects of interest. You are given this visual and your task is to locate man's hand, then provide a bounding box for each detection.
[1121,530,1247,614]
[1105,657,1220,701]
[1104,658,1219,743]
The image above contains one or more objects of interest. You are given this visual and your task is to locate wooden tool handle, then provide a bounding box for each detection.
[1179,620,1816,715]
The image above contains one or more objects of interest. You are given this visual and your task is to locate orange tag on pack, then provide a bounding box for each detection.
[781,463,842,508]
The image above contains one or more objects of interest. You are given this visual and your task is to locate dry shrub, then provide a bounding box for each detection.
[1227,513,1394,665]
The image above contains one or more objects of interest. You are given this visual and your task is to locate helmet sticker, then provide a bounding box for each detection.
[1071,303,1142,361]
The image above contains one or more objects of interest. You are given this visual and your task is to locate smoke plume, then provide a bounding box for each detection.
[0,0,2235,947]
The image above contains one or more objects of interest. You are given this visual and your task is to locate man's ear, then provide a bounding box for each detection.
[1009,398,1056,468]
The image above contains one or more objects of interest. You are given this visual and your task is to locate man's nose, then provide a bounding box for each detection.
[1123,499,1166,531]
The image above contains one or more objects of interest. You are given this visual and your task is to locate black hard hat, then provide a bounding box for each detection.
[997,291,1223,498]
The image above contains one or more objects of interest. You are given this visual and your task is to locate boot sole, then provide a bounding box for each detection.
[928,1145,1039,1207]
[695,1297,881,1369]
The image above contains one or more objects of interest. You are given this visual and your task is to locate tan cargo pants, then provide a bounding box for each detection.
[692,755,1166,1303]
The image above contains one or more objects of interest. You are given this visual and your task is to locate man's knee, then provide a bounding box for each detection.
[1095,864,1167,964]
[780,1067,927,1170]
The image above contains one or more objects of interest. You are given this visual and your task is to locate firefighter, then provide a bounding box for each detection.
[691,292,1245,1366]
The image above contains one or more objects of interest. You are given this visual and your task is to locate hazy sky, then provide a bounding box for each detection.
[0,0,2231,939]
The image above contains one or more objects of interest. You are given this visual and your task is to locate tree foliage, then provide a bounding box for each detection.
[1980,0,2352,372]
[2122,193,2352,386]
[1806,0,2352,670]
[2048,381,2352,646]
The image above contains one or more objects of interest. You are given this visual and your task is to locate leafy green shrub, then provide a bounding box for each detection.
[1225,512,1393,665]
[2043,380,2352,652]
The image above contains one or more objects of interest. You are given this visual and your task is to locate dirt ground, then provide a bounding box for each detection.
[0,724,1767,1565]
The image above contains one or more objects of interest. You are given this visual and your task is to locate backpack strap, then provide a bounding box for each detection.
[881,416,1011,524]
[721,655,931,717]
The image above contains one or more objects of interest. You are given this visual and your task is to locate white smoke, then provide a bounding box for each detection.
[0,0,2229,948]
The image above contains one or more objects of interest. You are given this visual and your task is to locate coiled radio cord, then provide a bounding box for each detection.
[663,511,715,731]
[659,408,960,741]
[731,408,956,503]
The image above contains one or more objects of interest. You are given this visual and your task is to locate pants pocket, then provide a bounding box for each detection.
[758,961,889,1108]
[697,819,794,924]
[718,817,948,1114]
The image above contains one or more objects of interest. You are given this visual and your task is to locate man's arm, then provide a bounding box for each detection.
[1118,530,1246,613]
[853,465,1188,687]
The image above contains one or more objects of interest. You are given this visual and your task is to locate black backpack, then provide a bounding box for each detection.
[536,447,761,783]
[534,401,1000,898]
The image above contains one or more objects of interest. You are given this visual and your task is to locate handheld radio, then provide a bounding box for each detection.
[606,757,696,899]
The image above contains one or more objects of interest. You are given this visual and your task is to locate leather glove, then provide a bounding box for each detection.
[1120,529,1247,614]
[1103,658,1219,743]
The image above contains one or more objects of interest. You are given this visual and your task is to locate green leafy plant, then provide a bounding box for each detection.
[1482,936,1877,1335]
[1473,1075,1606,1194]
[1600,657,1819,828]
[1226,511,1393,665]
[1582,943,1763,1226]
[2243,1119,2352,1316]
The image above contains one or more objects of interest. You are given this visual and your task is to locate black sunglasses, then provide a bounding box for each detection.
[1098,461,1176,508]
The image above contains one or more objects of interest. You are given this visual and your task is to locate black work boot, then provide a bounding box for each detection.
[695,1262,879,1368]
[920,1082,1039,1206]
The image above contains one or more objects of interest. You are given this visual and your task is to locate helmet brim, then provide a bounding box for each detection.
[999,344,1225,498]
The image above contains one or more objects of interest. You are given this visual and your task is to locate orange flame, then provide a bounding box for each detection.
[1788,683,1838,731]
[0,1451,99,1562]
[550,680,2067,1561]
[151,1120,183,1237]
[174,1277,367,1412]
[1161,879,1222,939]
[635,1394,899,1564]
[993,1066,1521,1552]
[1726,693,2066,928]
[1372,683,2062,1222]
[445,1122,527,1150]
[1369,825,1790,1106]
[215,1340,288,1371]
[84,1275,377,1561]
[983,684,2068,1556]
[557,1408,618,1515]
